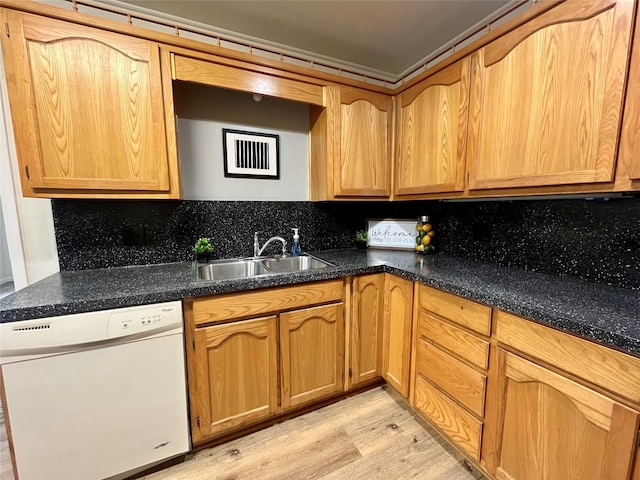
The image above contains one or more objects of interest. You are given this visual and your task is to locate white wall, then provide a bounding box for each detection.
[0,197,13,284]
[175,83,310,201]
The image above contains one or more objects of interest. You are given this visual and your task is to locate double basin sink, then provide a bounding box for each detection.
[195,254,333,281]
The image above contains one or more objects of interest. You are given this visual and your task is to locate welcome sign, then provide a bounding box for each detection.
[367,219,415,250]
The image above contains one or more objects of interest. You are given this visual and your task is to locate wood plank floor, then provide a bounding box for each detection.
[143,387,485,480]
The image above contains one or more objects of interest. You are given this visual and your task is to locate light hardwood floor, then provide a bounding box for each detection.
[0,387,485,480]
[143,386,485,480]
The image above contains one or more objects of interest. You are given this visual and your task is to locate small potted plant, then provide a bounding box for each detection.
[194,237,213,263]
[355,230,368,249]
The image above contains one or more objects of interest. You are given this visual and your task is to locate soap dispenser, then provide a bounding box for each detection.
[291,228,302,256]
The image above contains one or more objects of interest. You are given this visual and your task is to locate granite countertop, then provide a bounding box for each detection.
[1,249,638,356]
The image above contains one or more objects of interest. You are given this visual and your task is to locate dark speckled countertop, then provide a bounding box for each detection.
[1,249,638,356]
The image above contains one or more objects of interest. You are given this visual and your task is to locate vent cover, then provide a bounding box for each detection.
[12,323,51,332]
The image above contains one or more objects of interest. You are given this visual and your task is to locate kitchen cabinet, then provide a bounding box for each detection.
[171,52,325,105]
[382,274,413,397]
[466,0,635,191]
[280,303,345,409]
[185,280,345,445]
[190,316,278,443]
[487,348,638,480]
[310,86,392,199]
[619,12,640,183]
[411,285,491,461]
[394,57,471,196]
[349,274,385,387]
[1,10,180,198]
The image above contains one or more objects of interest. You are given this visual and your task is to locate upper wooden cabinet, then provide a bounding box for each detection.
[619,11,640,182]
[1,10,180,198]
[395,57,471,196]
[310,86,392,199]
[467,0,635,191]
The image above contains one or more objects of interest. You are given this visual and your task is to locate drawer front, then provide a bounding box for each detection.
[192,280,344,325]
[416,339,486,417]
[418,312,489,370]
[495,310,640,404]
[414,375,482,460]
[419,285,492,336]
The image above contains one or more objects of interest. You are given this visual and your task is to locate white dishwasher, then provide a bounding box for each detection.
[0,301,190,480]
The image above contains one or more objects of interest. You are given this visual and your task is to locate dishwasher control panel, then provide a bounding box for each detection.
[107,303,182,338]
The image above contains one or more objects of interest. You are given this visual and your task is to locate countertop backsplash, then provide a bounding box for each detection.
[51,196,639,289]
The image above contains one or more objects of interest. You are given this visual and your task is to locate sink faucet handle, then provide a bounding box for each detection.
[253,232,261,257]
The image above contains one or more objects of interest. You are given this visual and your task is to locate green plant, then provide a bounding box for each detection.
[194,237,213,254]
[355,230,368,242]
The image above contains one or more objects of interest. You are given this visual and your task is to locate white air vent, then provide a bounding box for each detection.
[12,323,51,332]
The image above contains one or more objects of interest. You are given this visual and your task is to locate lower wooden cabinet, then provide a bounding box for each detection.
[349,274,385,387]
[280,303,345,409]
[190,316,278,443]
[382,274,414,397]
[185,281,345,445]
[486,348,638,480]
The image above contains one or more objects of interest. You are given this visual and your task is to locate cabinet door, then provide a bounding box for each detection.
[467,0,634,190]
[619,13,640,181]
[335,87,392,197]
[1,11,176,196]
[395,57,471,195]
[487,348,638,480]
[382,274,414,397]
[190,316,278,443]
[280,303,344,409]
[350,274,384,387]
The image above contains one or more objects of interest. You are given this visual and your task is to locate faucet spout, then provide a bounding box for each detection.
[254,233,287,257]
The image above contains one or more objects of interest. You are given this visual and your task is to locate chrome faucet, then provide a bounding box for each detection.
[254,232,287,257]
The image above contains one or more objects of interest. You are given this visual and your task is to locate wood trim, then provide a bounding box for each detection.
[160,47,182,198]
[191,280,343,325]
[480,343,508,475]
[494,310,640,404]
[173,54,325,106]
[339,86,392,110]
[0,1,394,94]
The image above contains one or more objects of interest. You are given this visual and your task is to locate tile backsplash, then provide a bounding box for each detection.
[52,196,639,289]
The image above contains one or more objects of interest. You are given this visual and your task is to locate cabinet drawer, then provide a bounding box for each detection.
[416,339,486,417]
[495,310,640,404]
[418,312,489,370]
[419,285,491,336]
[414,375,482,460]
[192,280,344,325]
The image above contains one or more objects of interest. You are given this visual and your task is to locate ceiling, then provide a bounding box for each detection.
[116,0,512,78]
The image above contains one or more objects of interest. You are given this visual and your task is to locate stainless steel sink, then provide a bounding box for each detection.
[196,259,269,281]
[194,255,332,281]
[260,255,331,273]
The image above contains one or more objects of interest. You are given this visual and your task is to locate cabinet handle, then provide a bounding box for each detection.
[25,165,30,180]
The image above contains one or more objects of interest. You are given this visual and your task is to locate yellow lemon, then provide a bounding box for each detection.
[416,244,424,252]
[423,223,433,233]
[422,235,431,246]
[428,230,436,238]
[416,225,423,232]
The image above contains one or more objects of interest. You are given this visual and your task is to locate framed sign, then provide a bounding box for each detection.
[367,219,415,250]
[223,129,280,179]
